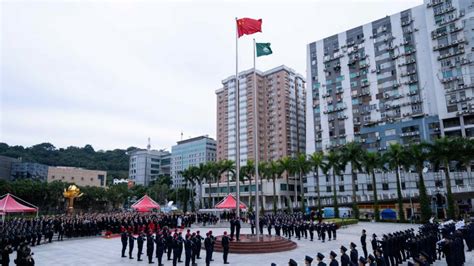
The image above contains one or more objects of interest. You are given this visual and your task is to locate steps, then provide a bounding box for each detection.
[209,234,297,254]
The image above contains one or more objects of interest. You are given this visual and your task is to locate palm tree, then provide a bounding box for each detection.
[341,142,364,219]
[197,163,211,208]
[453,138,474,186]
[362,151,383,221]
[268,160,284,214]
[294,153,310,212]
[384,143,406,222]
[428,137,456,219]
[241,160,255,211]
[181,168,195,212]
[308,151,325,213]
[220,160,235,194]
[188,166,203,209]
[326,150,341,218]
[403,143,431,223]
[279,156,295,213]
[207,162,222,207]
[258,161,270,215]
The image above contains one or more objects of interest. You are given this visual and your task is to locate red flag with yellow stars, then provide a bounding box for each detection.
[237,18,262,38]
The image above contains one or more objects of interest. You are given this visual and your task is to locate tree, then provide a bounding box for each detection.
[454,138,474,186]
[219,160,235,195]
[293,154,310,212]
[268,160,284,214]
[241,160,255,211]
[278,156,295,213]
[403,143,431,222]
[384,143,406,222]
[427,137,456,219]
[326,150,341,218]
[308,151,325,213]
[258,161,270,215]
[362,151,383,221]
[341,142,364,219]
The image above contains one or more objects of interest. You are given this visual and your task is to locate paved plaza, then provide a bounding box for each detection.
[29,222,472,265]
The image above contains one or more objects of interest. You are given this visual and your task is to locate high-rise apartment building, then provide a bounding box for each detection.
[171,135,216,188]
[216,65,306,165]
[128,147,171,186]
[307,0,474,154]
[304,0,474,211]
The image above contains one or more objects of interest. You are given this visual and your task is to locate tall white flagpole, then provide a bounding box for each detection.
[253,39,260,238]
[235,18,241,218]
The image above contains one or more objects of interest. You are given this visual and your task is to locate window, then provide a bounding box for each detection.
[367,184,373,191]
[52,175,55,179]
[339,185,345,192]
[382,183,389,190]
[326,186,332,192]
[385,129,396,136]
[71,176,74,180]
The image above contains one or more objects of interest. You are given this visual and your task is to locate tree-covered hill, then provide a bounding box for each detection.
[0,142,136,181]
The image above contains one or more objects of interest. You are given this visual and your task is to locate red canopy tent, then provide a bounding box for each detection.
[215,194,247,210]
[0,194,38,221]
[131,195,160,212]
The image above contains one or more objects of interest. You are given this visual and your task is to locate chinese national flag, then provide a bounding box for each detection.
[237,18,262,38]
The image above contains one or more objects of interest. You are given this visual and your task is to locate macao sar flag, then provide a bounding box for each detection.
[256,43,272,57]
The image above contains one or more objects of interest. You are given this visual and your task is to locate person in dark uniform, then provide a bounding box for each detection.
[177,232,184,263]
[128,232,136,259]
[204,233,212,266]
[350,242,358,265]
[309,223,314,241]
[195,231,203,260]
[121,231,128,258]
[321,224,326,243]
[184,234,193,266]
[340,245,350,266]
[370,234,378,254]
[332,223,337,240]
[305,255,313,265]
[230,218,235,241]
[221,231,230,264]
[2,243,13,266]
[166,231,173,261]
[361,229,368,259]
[155,233,165,266]
[316,252,326,266]
[259,219,264,235]
[329,251,338,266]
[235,218,241,241]
[250,219,256,235]
[327,224,332,241]
[172,234,180,266]
[146,232,154,264]
[137,231,145,261]
[289,258,298,266]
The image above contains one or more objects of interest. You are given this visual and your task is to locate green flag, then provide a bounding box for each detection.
[256,42,272,57]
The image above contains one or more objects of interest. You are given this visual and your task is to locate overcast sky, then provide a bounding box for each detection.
[1,0,422,151]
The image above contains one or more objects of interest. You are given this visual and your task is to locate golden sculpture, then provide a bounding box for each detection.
[63,185,83,214]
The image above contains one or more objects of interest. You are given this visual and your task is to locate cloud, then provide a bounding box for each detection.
[0,0,422,150]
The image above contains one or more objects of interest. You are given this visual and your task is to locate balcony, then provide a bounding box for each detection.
[401,19,414,27]
[426,0,444,8]
[431,25,464,39]
[433,38,466,51]
[437,48,465,60]
[434,6,456,16]
[398,58,416,67]
[441,76,463,83]
[400,131,420,137]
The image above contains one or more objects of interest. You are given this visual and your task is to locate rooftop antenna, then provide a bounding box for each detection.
[181,131,184,141]
[147,137,151,151]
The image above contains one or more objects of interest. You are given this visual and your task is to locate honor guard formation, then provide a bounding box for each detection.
[285,218,474,266]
